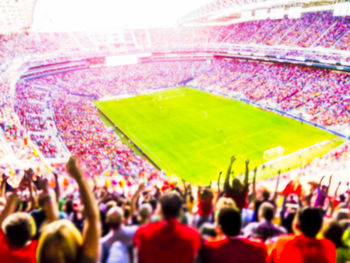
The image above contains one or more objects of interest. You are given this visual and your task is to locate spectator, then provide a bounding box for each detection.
[223,157,250,210]
[269,207,336,263]
[100,206,138,263]
[36,157,101,263]
[134,192,201,263]
[201,207,268,263]
[0,193,37,263]
[323,221,350,263]
[243,202,286,241]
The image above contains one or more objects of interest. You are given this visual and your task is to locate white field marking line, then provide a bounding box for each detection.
[97,101,171,172]
[194,128,273,155]
[98,87,181,102]
[263,140,332,167]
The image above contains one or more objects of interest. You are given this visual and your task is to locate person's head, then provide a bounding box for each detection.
[199,188,213,201]
[320,185,327,193]
[2,212,36,248]
[160,192,183,219]
[339,194,346,203]
[215,197,238,221]
[38,190,57,212]
[293,207,323,238]
[138,203,152,224]
[323,221,344,248]
[258,202,274,222]
[339,219,350,232]
[37,219,83,263]
[333,208,349,222]
[232,178,242,190]
[38,193,51,208]
[262,190,270,201]
[217,207,241,237]
[105,206,124,230]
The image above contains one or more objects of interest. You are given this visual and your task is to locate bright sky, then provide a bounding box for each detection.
[31,0,212,32]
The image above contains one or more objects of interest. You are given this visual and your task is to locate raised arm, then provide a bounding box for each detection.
[130,182,145,216]
[27,178,38,211]
[326,175,332,195]
[217,171,222,194]
[66,156,100,261]
[53,172,60,203]
[272,170,281,202]
[0,174,7,198]
[243,160,250,191]
[334,181,341,200]
[318,176,325,190]
[0,192,18,227]
[329,181,341,217]
[38,176,59,223]
[224,156,235,192]
[251,167,257,202]
[24,169,38,210]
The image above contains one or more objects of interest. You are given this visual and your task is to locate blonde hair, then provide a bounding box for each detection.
[215,197,238,221]
[37,219,83,263]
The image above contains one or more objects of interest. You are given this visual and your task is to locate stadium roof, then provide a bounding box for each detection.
[30,0,213,32]
[1,0,348,34]
[0,0,215,34]
[0,0,37,34]
[180,0,349,25]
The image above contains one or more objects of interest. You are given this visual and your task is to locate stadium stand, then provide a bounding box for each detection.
[1,2,350,262]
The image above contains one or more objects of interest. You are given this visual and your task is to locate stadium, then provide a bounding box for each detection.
[0,0,350,262]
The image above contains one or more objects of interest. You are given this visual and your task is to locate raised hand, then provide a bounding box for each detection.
[66,156,82,180]
[1,173,8,182]
[138,181,146,191]
[231,156,236,164]
[25,168,34,179]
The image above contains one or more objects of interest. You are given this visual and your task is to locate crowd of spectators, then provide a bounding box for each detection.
[189,58,350,131]
[2,11,350,67]
[203,11,350,51]
[0,152,349,263]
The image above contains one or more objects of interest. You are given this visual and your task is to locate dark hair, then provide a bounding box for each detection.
[262,190,270,201]
[199,188,213,201]
[160,192,183,218]
[259,202,274,222]
[149,199,158,211]
[339,194,346,202]
[4,213,33,247]
[298,207,323,238]
[218,208,241,236]
[323,221,344,248]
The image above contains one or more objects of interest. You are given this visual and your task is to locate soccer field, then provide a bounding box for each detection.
[95,87,340,184]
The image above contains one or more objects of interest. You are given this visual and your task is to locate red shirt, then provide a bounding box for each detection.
[0,230,38,263]
[197,199,213,217]
[202,236,267,263]
[134,218,201,263]
[225,189,249,210]
[269,234,336,263]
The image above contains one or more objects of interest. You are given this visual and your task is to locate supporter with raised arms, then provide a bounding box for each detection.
[0,171,38,263]
[36,156,101,263]
[223,156,250,210]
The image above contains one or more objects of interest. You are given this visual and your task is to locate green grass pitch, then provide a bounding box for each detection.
[95,87,340,184]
